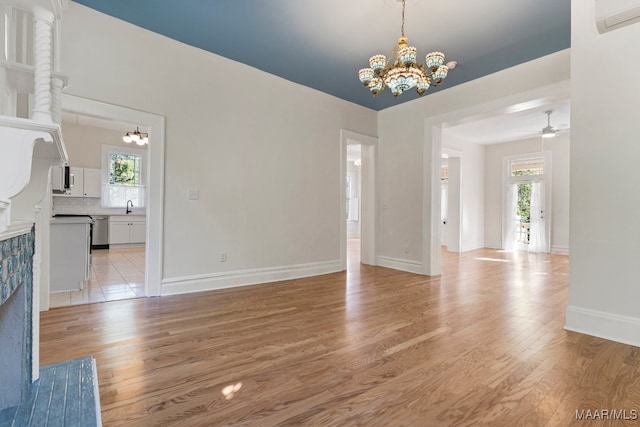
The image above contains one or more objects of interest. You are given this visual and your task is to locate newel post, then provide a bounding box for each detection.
[31,6,54,123]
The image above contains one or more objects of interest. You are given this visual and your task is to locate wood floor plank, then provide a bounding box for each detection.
[40,247,640,426]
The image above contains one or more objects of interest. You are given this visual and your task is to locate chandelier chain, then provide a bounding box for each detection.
[401,0,405,37]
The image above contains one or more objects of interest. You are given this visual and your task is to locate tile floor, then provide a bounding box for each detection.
[49,246,145,308]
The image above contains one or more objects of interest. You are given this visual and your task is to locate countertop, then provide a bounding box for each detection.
[52,209,146,216]
[50,216,92,224]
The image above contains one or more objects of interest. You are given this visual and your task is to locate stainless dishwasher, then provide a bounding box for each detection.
[91,216,109,249]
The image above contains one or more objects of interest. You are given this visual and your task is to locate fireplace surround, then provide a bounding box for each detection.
[0,227,34,411]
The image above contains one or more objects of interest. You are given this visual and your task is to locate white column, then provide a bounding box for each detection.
[51,76,63,124]
[31,7,54,123]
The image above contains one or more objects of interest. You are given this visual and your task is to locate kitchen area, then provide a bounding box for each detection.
[48,113,148,307]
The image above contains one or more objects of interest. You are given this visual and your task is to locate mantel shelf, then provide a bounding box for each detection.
[0,115,68,209]
[0,115,68,163]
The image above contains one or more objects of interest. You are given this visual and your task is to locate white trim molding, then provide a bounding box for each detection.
[161,260,343,296]
[565,305,640,348]
[551,245,569,255]
[484,241,502,249]
[377,256,424,275]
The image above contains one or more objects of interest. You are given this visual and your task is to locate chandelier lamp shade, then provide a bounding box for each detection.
[358,0,455,97]
[123,127,149,145]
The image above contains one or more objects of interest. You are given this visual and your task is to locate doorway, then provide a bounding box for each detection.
[514,182,533,250]
[43,94,165,310]
[503,153,551,253]
[340,130,377,271]
[440,148,462,252]
[346,144,362,268]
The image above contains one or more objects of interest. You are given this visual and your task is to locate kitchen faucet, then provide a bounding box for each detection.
[126,200,133,214]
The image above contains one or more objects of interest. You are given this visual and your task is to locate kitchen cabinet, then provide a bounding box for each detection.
[109,215,146,244]
[50,216,91,291]
[82,168,102,197]
[52,166,101,198]
[67,166,84,197]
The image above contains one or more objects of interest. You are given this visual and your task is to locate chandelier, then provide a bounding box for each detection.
[122,127,149,145]
[358,0,455,97]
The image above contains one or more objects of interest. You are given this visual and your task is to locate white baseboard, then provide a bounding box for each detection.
[484,241,502,249]
[551,245,569,255]
[565,305,640,348]
[377,256,424,275]
[462,241,487,252]
[161,259,342,296]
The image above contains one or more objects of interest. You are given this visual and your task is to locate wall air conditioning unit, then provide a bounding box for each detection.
[596,0,640,33]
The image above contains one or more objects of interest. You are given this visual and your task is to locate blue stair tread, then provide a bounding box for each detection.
[0,356,101,427]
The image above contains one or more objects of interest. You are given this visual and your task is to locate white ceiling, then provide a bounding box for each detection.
[443,97,570,145]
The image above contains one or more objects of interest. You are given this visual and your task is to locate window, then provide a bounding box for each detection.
[109,152,141,186]
[102,145,146,208]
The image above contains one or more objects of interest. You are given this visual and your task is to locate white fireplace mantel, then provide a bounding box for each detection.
[0,115,67,233]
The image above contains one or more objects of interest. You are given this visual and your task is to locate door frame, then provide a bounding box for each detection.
[426,81,569,275]
[340,129,378,269]
[61,94,165,297]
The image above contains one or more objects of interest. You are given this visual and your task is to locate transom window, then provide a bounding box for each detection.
[510,159,544,176]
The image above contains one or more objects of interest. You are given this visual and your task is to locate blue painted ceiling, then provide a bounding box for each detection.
[71,0,571,111]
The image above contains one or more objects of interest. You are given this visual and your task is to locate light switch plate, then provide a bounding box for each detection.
[188,189,199,200]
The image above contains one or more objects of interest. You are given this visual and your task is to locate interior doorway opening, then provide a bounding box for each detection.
[42,94,165,310]
[340,130,377,271]
[346,144,362,269]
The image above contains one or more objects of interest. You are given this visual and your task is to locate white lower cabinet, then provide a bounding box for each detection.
[109,216,146,244]
[50,216,91,292]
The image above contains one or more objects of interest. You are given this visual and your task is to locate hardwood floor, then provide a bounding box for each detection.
[40,248,640,426]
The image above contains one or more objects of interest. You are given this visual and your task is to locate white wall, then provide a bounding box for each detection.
[60,122,145,169]
[441,136,485,252]
[484,134,570,252]
[60,4,377,293]
[565,2,640,346]
[377,50,570,274]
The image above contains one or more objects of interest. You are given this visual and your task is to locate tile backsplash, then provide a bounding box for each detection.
[52,197,144,216]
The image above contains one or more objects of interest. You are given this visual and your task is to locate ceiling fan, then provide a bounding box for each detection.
[540,110,569,138]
